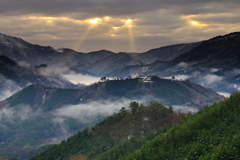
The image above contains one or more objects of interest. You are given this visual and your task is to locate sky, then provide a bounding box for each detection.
[0,0,240,53]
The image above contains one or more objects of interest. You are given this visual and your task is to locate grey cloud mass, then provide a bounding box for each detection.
[1,0,238,16]
[0,0,240,52]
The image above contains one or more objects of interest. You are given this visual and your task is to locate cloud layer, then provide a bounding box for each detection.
[0,1,240,52]
[53,98,133,124]
[0,75,22,101]
[62,72,100,85]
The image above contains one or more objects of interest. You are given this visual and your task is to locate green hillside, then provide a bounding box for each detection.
[29,102,186,160]
[122,92,240,160]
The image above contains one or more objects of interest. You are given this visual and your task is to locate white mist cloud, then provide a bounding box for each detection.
[48,99,135,143]
[175,75,190,80]
[176,62,188,69]
[52,117,72,141]
[54,98,133,124]
[0,75,22,101]
[18,61,32,68]
[217,92,230,97]
[202,74,224,85]
[62,72,100,85]
[192,71,201,77]
[233,68,240,75]
[0,105,42,122]
[34,66,81,88]
[172,105,199,113]
[234,84,240,91]
[210,68,220,73]
[0,90,19,101]
[38,66,69,76]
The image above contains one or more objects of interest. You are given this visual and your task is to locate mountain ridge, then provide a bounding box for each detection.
[0,32,201,76]
[1,76,222,110]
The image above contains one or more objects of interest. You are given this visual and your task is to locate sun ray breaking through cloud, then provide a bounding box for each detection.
[73,25,94,51]
[3,1,240,53]
[181,15,209,27]
[190,20,208,27]
[128,26,136,52]
[124,19,136,52]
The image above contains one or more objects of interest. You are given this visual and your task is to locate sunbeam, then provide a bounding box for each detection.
[73,25,94,51]
[125,19,136,52]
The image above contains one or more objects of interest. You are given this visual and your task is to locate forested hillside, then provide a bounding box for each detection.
[29,102,187,160]
[123,92,240,160]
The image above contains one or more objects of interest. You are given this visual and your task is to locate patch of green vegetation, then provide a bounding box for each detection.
[122,92,240,160]
[95,132,157,160]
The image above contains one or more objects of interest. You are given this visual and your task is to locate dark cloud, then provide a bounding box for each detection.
[194,14,240,24]
[0,0,240,52]
[0,0,239,17]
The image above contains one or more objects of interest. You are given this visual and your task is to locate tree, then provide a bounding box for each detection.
[119,107,127,117]
[169,106,174,113]
[101,77,106,81]
[129,102,139,115]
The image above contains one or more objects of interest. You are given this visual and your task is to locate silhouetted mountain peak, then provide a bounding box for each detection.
[208,32,240,42]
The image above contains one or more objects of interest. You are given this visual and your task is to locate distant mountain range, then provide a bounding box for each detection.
[108,32,240,76]
[106,32,240,93]
[1,32,239,77]
[0,55,77,88]
[0,55,84,101]
[2,76,223,110]
[0,32,200,76]
[1,32,240,93]
[0,76,222,159]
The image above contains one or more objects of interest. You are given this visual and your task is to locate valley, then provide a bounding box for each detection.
[0,32,239,159]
